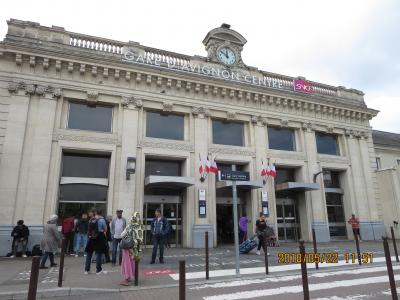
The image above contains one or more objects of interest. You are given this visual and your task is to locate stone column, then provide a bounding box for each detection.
[302,122,330,242]
[191,106,213,248]
[118,96,142,218]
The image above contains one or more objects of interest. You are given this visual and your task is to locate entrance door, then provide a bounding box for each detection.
[216,202,243,244]
[144,202,182,247]
[276,198,300,241]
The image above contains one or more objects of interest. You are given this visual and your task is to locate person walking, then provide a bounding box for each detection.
[255,213,270,256]
[84,210,108,275]
[40,214,61,269]
[104,216,112,263]
[119,212,144,286]
[10,220,30,258]
[150,208,170,264]
[110,209,127,266]
[348,214,361,241]
[74,212,89,257]
[61,212,75,255]
[239,213,249,244]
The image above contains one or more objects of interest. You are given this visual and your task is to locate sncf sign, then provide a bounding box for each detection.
[293,79,314,94]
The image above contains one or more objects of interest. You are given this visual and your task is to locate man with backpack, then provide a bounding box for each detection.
[150,208,170,264]
[62,212,75,255]
[84,210,108,275]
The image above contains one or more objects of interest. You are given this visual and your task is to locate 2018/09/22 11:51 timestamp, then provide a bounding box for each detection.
[344,252,373,264]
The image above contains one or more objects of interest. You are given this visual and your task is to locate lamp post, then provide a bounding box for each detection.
[126,157,136,180]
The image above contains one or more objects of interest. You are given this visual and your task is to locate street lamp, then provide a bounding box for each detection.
[126,157,136,180]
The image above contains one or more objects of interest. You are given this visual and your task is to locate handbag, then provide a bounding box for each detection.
[120,233,134,249]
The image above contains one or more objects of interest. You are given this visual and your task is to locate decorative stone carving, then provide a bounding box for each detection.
[25,84,36,95]
[192,106,211,118]
[7,82,18,93]
[326,125,334,133]
[52,88,62,98]
[92,66,97,76]
[35,85,47,96]
[121,95,142,109]
[209,145,256,157]
[43,58,49,69]
[53,132,119,145]
[162,101,173,112]
[80,64,85,74]
[68,62,74,72]
[16,54,22,65]
[55,60,62,71]
[103,68,109,78]
[115,69,120,79]
[302,121,314,132]
[87,91,99,105]
[251,115,266,126]
[226,111,237,121]
[280,118,289,127]
[138,138,195,152]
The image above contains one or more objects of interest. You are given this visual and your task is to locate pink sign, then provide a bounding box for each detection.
[293,79,314,94]
[143,269,176,276]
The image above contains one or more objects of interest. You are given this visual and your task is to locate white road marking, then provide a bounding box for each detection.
[190,265,400,290]
[170,256,395,280]
[202,274,400,300]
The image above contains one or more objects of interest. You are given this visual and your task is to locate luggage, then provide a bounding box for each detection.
[239,236,257,254]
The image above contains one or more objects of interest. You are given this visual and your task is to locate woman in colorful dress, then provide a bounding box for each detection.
[120,212,144,286]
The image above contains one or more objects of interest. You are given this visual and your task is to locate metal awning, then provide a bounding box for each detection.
[216,180,264,190]
[144,175,195,189]
[275,182,320,192]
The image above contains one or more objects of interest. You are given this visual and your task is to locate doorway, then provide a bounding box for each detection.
[144,200,182,248]
[276,198,300,241]
[216,201,243,245]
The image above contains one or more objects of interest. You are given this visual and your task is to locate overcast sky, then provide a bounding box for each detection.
[1,0,399,133]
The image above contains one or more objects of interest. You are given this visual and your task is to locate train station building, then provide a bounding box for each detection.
[0,19,396,254]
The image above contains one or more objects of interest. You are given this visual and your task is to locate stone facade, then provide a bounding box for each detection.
[0,19,386,254]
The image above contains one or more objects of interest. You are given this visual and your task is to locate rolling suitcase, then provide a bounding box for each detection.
[239,236,257,254]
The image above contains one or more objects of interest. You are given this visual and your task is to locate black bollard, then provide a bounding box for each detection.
[205,231,209,280]
[383,236,398,300]
[134,259,139,286]
[179,260,186,300]
[354,233,362,266]
[391,226,399,263]
[27,256,40,300]
[263,233,269,275]
[58,238,66,287]
[312,228,319,269]
[299,240,310,300]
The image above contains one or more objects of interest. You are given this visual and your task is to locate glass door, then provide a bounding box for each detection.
[276,198,300,241]
[144,202,182,247]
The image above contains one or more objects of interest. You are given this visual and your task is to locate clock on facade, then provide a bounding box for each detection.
[217,47,236,65]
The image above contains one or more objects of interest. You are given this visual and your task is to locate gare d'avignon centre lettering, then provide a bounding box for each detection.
[122,51,314,94]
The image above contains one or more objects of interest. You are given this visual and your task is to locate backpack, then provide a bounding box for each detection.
[62,217,75,234]
[88,219,99,240]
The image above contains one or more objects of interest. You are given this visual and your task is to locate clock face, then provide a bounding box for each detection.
[217,47,236,65]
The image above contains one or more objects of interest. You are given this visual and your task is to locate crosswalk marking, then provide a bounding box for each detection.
[170,256,396,280]
[203,274,400,300]
[190,265,400,290]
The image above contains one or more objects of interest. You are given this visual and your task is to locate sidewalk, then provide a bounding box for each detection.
[0,240,393,299]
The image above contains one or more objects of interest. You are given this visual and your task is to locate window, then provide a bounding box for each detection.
[145,159,182,177]
[275,168,295,184]
[268,127,296,151]
[397,159,400,166]
[376,157,381,170]
[146,111,184,140]
[323,170,340,188]
[62,153,110,178]
[325,187,346,238]
[58,152,110,221]
[316,132,339,155]
[67,102,113,132]
[212,120,244,146]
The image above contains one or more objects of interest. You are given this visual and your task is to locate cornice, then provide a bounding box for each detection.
[138,138,195,152]
[0,44,374,119]
[208,144,256,157]
[53,130,120,145]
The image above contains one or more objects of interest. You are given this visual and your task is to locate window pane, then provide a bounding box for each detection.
[268,127,295,151]
[327,205,345,222]
[275,168,295,184]
[145,159,182,177]
[58,202,107,221]
[212,120,244,146]
[146,112,184,140]
[323,170,340,188]
[329,226,346,237]
[62,153,110,178]
[59,184,108,202]
[326,193,343,206]
[316,132,339,155]
[68,102,113,132]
